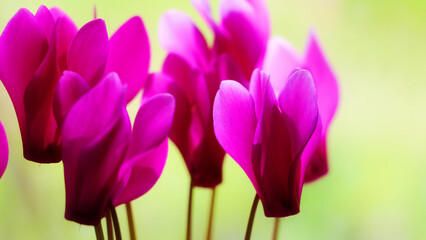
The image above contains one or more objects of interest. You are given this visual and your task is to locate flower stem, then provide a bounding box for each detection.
[106,209,114,240]
[186,180,194,240]
[126,202,136,240]
[206,187,216,240]
[110,206,122,240]
[244,194,259,240]
[271,218,280,240]
[94,222,105,240]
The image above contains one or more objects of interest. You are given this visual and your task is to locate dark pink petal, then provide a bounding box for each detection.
[213,80,257,187]
[215,53,247,87]
[158,10,209,68]
[262,37,301,95]
[105,16,150,102]
[219,0,268,79]
[114,139,168,205]
[34,5,55,41]
[0,9,48,146]
[61,73,130,225]
[300,116,322,187]
[303,30,339,133]
[278,69,319,158]
[0,123,8,179]
[53,71,90,128]
[55,15,78,72]
[67,19,108,86]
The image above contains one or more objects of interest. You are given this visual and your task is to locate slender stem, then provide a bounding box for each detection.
[244,194,259,240]
[126,202,136,240]
[272,218,280,240]
[110,206,122,240]
[206,187,216,240]
[186,180,194,240]
[106,210,114,240]
[94,222,105,240]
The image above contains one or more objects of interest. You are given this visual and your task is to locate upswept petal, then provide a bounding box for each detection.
[213,80,257,186]
[300,116,322,188]
[158,10,209,68]
[303,30,339,132]
[67,19,108,86]
[114,139,168,205]
[53,71,90,128]
[0,8,48,134]
[105,16,150,102]
[34,5,55,41]
[278,69,319,159]
[304,136,328,183]
[55,15,77,72]
[249,69,272,119]
[219,0,267,79]
[262,36,301,96]
[0,123,8,179]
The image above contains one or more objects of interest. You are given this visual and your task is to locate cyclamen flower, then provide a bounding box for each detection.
[57,72,174,225]
[146,0,269,187]
[0,6,149,163]
[213,69,319,217]
[0,123,8,180]
[262,30,339,182]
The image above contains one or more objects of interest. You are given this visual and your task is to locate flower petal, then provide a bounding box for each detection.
[34,5,55,41]
[53,71,90,128]
[215,53,247,87]
[67,19,108,86]
[55,14,78,72]
[213,80,257,185]
[278,69,319,158]
[114,139,168,205]
[0,123,8,179]
[249,69,271,119]
[105,16,150,102]
[158,10,209,68]
[262,36,301,96]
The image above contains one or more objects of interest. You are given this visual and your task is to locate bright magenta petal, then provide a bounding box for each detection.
[158,10,209,68]
[262,37,301,95]
[55,15,77,72]
[278,69,319,158]
[53,71,90,128]
[34,5,55,41]
[213,80,257,186]
[105,16,150,102]
[67,19,108,86]
[249,69,271,119]
[0,123,8,179]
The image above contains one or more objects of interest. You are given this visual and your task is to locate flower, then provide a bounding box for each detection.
[145,0,269,188]
[0,6,150,163]
[57,72,174,225]
[0,122,8,180]
[213,69,319,217]
[262,30,339,182]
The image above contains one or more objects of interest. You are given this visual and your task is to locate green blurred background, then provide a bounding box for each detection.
[0,0,425,239]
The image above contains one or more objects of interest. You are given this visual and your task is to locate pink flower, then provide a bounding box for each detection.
[0,6,150,163]
[262,30,339,182]
[57,72,174,225]
[0,123,8,180]
[213,69,319,217]
[145,0,269,187]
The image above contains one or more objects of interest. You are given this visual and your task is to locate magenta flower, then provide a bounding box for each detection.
[147,0,269,188]
[0,6,149,163]
[56,72,174,225]
[262,30,339,182]
[0,122,8,180]
[213,69,319,217]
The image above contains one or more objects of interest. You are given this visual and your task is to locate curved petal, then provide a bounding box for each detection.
[34,5,55,41]
[249,69,271,119]
[0,8,48,144]
[114,139,168,205]
[278,69,319,158]
[53,71,90,128]
[303,30,339,133]
[301,116,322,186]
[213,80,257,186]
[126,94,175,156]
[158,10,209,68]
[262,36,301,95]
[0,123,8,179]
[55,15,78,72]
[215,53,247,87]
[105,16,150,102]
[67,19,108,86]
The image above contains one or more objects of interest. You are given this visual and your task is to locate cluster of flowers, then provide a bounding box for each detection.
[0,0,339,238]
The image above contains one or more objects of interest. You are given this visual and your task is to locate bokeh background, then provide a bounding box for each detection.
[0,0,425,239]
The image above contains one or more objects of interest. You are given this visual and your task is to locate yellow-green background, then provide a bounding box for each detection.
[0,0,425,239]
